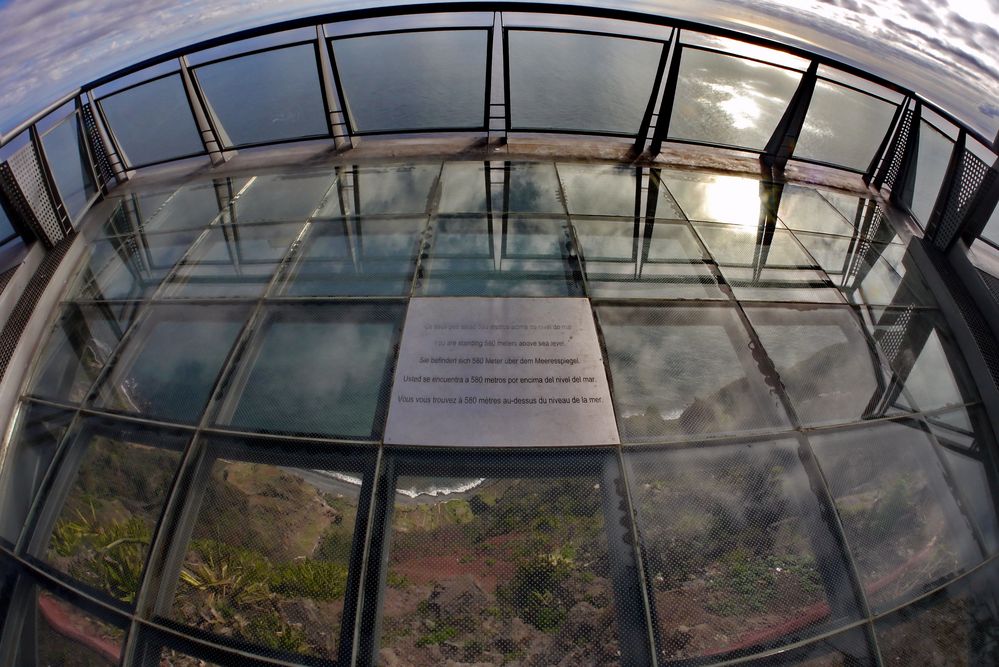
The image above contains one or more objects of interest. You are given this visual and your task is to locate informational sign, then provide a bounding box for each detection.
[384,297,620,446]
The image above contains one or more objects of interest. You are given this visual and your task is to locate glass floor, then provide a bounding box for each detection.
[2,160,997,666]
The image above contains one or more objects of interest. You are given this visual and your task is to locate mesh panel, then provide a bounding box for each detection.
[4,140,65,244]
[745,305,895,426]
[0,266,17,294]
[0,161,44,245]
[0,401,74,543]
[215,303,405,439]
[0,234,74,382]
[27,587,128,665]
[164,437,376,663]
[875,559,999,665]
[33,417,188,604]
[934,149,990,250]
[372,449,644,666]
[880,108,913,192]
[736,627,873,666]
[809,418,985,612]
[27,302,134,404]
[596,304,790,442]
[626,439,860,661]
[80,102,116,192]
[92,304,251,424]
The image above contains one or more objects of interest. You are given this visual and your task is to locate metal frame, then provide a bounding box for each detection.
[328,26,493,137]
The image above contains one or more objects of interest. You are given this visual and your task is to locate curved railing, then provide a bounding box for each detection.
[0,2,996,254]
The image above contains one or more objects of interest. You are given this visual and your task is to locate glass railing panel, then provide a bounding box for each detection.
[332,30,488,133]
[98,74,204,167]
[668,48,802,151]
[40,112,96,221]
[508,30,664,135]
[909,120,954,226]
[794,79,898,171]
[981,200,999,246]
[194,44,329,147]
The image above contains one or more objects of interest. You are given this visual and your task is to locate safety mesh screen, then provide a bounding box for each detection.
[164,437,376,663]
[33,417,188,604]
[0,401,74,543]
[373,449,645,666]
[808,418,986,613]
[875,558,999,665]
[5,140,65,245]
[596,304,790,441]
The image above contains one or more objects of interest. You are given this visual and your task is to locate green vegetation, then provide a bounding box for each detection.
[416,625,458,646]
[707,549,821,616]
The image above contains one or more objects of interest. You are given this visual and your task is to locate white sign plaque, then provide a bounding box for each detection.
[384,297,620,446]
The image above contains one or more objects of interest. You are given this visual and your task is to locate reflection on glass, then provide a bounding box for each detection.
[333,30,488,132]
[735,629,872,666]
[101,182,234,237]
[195,44,328,146]
[351,165,439,215]
[0,199,18,241]
[31,591,125,665]
[0,403,73,542]
[875,559,999,664]
[99,75,204,166]
[41,114,96,219]
[574,219,724,298]
[28,304,133,403]
[982,201,999,245]
[171,451,369,660]
[866,308,978,412]
[418,217,582,296]
[669,49,801,150]
[795,80,897,171]
[793,232,926,307]
[509,31,663,134]
[559,164,639,217]
[747,306,891,426]
[40,422,184,603]
[597,305,788,441]
[220,304,404,438]
[438,162,564,214]
[927,407,999,554]
[628,440,858,660]
[93,305,249,423]
[162,223,302,298]
[810,419,984,611]
[72,229,203,302]
[777,186,856,236]
[910,121,954,226]
[659,171,766,227]
[229,172,335,223]
[282,218,424,296]
[381,470,622,665]
[695,225,841,303]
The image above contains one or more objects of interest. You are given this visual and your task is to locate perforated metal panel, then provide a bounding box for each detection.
[4,142,65,246]
[934,149,990,250]
[81,102,116,192]
[0,235,73,382]
[878,108,913,192]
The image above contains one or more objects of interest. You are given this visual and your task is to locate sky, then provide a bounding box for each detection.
[0,0,997,142]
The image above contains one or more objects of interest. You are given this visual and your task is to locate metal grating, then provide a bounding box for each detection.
[0,163,40,246]
[0,234,74,382]
[982,269,999,306]
[4,142,64,246]
[0,266,17,295]
[80,103,116,192]
[880,109,913,192]
[935,149,990,250]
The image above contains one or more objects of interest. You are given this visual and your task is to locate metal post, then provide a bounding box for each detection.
[960,157,999,244]
[178,56,229,166]
[925,129,966,249]
[634,38,672,154]
[316,25,353,151]
[648,38,682,156]
[889,101,921,211]
[85,90,128,184]
[28,125,72,238]
[761,61,818,173]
